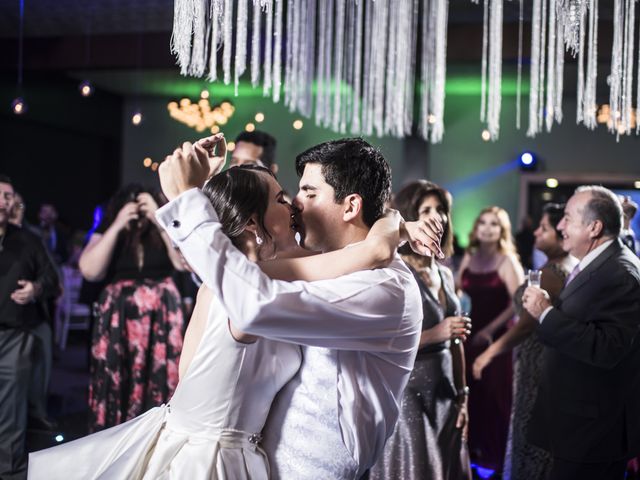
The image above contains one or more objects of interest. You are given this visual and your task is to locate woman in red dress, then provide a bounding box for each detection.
[456,206,524,472]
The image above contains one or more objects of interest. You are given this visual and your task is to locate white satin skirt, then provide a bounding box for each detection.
[28,405,269,480]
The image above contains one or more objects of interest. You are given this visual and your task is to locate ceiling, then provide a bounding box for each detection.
[0,0,173,38]
[0,0,590,39]
[0,0,616,100]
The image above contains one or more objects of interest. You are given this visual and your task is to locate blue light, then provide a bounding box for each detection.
[471,463,496,479]
[55,434,64,443]
[521,152,534,166]
[92,205,104,231]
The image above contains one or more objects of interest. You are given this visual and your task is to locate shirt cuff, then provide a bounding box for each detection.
[539,306,553,324]
[155,188,219,242]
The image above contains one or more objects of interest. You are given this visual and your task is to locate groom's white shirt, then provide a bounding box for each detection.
[157,188,422,478]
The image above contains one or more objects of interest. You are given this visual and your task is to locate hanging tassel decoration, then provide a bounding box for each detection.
[272,0,283,102]
[262,0,273,95]
[332,0,347,132]
[479,0,489,124]
[486,0,504,140]
[527,0,542,137]
[558,0,589,56]
[583,0,598,129]
[545,0,557,132]
[207,0,223,81]
[516,0,524,129]
[554,11,566,125]
[251,1,262,87]
[420,0,449,142]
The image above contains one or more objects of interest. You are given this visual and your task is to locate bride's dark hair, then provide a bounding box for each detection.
[202,165,275,251]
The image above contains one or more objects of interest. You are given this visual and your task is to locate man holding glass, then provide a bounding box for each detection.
[522,185,640,480]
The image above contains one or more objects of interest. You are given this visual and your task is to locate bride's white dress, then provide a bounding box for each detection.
[28,296,302,480]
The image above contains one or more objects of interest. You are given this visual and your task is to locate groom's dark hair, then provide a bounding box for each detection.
[295,138,391,227]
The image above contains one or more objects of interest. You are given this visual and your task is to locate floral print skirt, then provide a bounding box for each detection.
[88,277,184,432]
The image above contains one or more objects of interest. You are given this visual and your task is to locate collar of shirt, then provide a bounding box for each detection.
[579,239,614,272]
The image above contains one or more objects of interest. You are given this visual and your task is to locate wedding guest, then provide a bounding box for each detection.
[523,186,640,480]
[0,175,60,479]
[370,180,472,480]
[473,203,577,479]
[79,185,186,431]
[457,206,524,471]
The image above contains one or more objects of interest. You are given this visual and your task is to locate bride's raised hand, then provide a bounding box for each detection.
[194,133,227,178]
[402,217,444,258]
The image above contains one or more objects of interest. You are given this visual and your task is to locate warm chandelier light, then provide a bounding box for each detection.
[167,93,235,133]
[596,104,637,134]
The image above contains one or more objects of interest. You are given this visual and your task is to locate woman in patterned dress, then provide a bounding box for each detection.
[473,203,577,479]
[79,185,187,431]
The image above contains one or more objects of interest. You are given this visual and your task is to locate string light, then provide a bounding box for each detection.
[79,80,93,97]
[255,112,265,122]
[227,141,236,152]
[200,89,210,99]
[143,157,152,168]
[545,178,559,188]
[11,97,26,115]
[481,129,491,141]
[151,162,159,171]
[132,112,143,126]
[293,119,303,130]
[245,123,255,132]
[597,104,637,131]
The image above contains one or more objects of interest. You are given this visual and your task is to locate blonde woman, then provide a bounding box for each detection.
[457,206,524,472]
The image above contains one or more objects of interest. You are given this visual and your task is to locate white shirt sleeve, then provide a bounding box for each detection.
[156,189,414,351]
[539,306,553,323]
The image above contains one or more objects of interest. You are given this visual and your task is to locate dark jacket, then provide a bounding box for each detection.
[0,224,61,328]
[528,239,640,462]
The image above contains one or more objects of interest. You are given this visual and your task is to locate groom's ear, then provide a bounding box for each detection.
[342,193,363,223]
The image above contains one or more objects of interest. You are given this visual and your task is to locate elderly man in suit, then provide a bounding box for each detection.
[522,185,640,480]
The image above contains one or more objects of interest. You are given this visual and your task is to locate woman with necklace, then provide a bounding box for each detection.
[473,203,577,479]
[457,206,525,472]
[370,180,472,480]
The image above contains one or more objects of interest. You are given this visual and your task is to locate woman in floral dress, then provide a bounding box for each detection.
[79,185,186,431]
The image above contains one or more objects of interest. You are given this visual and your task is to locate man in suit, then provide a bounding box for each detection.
[523,185,640,480]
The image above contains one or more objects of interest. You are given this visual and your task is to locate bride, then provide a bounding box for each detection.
[29,135,441,480]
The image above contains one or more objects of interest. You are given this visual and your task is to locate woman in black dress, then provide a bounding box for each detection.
[370,180,472,480]
[79,185,186,431]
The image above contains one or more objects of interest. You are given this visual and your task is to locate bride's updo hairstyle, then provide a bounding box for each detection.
[202,165,275,250]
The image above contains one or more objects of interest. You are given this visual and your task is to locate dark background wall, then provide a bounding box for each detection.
[0,74,122,231]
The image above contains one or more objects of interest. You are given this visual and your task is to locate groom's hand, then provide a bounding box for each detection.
[158,134,226,201]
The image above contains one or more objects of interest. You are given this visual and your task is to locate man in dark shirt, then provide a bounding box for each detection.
[0,175,60,480]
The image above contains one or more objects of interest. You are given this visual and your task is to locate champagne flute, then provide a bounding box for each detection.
[527,269,542,287]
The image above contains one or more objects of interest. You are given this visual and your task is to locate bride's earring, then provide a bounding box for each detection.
[255,233,263,245]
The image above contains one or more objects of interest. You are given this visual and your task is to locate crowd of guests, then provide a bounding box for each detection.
[1,129,639,479]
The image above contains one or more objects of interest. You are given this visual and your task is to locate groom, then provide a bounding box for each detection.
[156,136,437,479]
